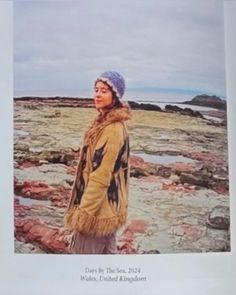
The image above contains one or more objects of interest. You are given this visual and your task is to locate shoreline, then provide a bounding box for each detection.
[13,95,227,110]
[13,96,227,124]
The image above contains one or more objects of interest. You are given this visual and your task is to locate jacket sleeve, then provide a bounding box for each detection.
[78,122,124,216]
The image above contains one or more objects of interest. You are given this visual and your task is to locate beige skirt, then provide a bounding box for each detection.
[70,231,117,254]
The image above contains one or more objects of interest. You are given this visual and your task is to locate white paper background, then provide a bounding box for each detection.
[0,1,235,294]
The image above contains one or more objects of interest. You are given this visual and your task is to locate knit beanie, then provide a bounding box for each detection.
[95,71,125,99]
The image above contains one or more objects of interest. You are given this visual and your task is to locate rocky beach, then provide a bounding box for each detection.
[14,97,230,254]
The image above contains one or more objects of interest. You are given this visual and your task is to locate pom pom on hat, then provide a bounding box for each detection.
[95,71,125,99]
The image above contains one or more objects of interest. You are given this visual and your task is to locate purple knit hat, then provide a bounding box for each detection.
[95,71,125,99]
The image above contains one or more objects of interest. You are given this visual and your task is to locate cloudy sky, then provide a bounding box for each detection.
[14,0,226,101]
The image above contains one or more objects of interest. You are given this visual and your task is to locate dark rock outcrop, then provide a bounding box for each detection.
[14,97,94,108]
[180,173,208,187]
[183,95,226,110]
[128,101,162,112]
[206,206,230,230]
[14,150,77,167]
[165,104,204,118]
[130,154,228,194]
[40,150,75,165]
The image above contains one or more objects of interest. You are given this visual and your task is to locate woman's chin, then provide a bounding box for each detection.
[94,103,101,108]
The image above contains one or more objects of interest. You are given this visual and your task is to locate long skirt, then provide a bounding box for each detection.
[70,231,117,254]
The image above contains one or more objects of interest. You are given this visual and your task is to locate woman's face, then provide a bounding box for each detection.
[94,81,113,110]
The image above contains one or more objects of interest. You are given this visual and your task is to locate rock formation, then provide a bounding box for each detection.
[183,94,226,110]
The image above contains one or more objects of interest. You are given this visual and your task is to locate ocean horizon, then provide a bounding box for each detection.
[14,88,226,103]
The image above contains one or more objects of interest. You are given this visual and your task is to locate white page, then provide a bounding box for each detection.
[0,1,236,294]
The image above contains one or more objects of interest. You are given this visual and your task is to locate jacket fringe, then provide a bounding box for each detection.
[64,206,126,237]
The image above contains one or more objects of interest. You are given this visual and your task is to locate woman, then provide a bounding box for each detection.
[65,71,131,254]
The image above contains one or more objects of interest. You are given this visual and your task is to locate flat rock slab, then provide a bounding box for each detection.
[124,177,230,253]
[14,163,74,188]
[14,104,230,254]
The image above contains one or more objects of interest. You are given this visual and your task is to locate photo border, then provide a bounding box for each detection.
[0,1,236,294]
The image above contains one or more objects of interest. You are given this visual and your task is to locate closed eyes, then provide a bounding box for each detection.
[95,87,109,93]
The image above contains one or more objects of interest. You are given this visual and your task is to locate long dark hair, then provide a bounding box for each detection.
[72,81,124,153]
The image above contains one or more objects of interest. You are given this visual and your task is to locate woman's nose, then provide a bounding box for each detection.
[96,90,101,97]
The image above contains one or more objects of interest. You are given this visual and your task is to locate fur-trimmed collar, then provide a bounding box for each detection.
[84,103,131,145]
[102,102,132,124]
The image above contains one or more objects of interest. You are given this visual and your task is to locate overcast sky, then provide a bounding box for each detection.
[14,0,226,100]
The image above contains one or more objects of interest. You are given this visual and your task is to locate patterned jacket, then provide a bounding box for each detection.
[65,104,131,237]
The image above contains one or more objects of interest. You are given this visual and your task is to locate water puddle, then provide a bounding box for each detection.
[132,153,196,165]
[16,196,51,207]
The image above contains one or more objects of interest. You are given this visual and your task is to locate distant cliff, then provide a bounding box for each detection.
[183,95,226,110]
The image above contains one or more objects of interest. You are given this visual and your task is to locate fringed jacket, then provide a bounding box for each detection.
[65,103,131,237]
